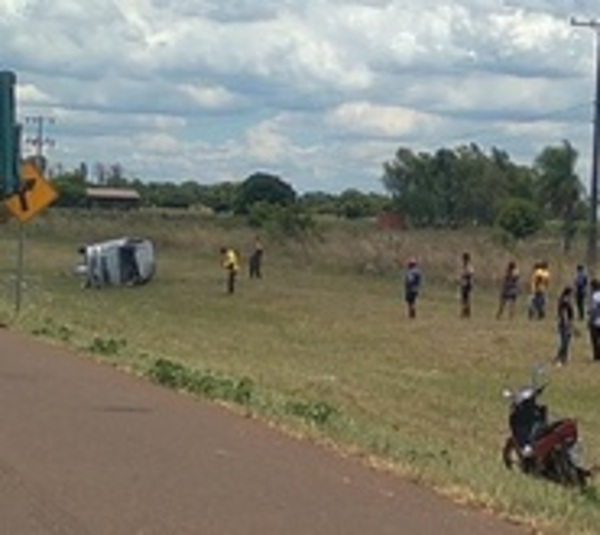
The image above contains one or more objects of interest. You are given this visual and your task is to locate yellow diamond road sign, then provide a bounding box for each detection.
[4,161,58,223]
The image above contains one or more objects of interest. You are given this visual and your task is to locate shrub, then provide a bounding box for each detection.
[147,358,254,405]
[495,198,542,240]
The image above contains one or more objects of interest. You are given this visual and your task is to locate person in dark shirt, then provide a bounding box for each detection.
[496,261,519,319]
[555,286,574,367]
[574,264,588,321]
[248,235,264,279]
[459,252,474,318]
[404,258,422,319]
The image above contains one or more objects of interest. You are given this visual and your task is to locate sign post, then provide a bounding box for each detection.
[0,71,20,197]
[1,71,59,313]
[3,161,58,314]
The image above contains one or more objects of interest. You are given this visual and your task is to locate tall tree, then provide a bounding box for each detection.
[382,148,438,226]
[535,140,584,252]
[382,144,537,228]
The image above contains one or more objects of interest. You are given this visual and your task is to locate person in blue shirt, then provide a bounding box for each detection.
[574,264,588,321]
[404,258,422,319]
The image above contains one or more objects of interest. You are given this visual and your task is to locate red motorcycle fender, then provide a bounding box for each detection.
[533,419,578,460]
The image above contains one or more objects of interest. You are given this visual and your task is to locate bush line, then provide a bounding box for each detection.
[146,357,338,428]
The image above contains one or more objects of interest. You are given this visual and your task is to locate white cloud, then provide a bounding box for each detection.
[244,120,293,164]
[0,0,596,193]
[327,102,442,137]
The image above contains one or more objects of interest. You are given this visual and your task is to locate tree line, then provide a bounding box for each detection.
[382,141,585,248]
[47,139,586,245]
[48,165,390,220]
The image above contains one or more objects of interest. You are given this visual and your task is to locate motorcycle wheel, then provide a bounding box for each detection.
[554,447,589,488]
[503,438,537,474]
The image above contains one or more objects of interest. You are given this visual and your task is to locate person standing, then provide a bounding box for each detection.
[555,286,574,367]
[574,264,588,321]
[459,252,474,318]
[404,258,422,319]
[528,261,550,319]
[220,246,240,294]
[588,278,600,362]
[496,261,520,319]
[248,235,264,279]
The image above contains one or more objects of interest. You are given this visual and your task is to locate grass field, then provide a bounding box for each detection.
[1,208,600,535]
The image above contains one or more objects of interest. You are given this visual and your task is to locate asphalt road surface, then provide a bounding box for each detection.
[0,329,531,535]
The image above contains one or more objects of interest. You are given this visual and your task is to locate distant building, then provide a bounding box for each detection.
[85,187,141,210]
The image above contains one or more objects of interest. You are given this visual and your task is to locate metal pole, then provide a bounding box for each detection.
[26,115,54,173]
[14,124,24,315]
[572,18,600,275]
[15,223,25,314]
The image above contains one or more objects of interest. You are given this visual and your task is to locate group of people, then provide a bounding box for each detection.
[402,254,600,366]
[219,236,264,294]
[219,240,600,365]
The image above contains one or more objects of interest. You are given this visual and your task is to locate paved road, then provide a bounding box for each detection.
[0,329,530,535]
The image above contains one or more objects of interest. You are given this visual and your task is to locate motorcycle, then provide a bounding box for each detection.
[502,367,593,488]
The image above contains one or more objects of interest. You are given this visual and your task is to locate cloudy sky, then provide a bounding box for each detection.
[1,0,599,193]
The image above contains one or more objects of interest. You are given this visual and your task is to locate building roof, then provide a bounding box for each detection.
[86,188,141,200]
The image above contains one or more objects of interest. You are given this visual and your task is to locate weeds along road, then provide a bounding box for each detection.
[0,329,529,535]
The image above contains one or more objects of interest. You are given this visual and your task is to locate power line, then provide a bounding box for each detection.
[25,115,55,172]
[441,102,593,146]
[571,17,600,274]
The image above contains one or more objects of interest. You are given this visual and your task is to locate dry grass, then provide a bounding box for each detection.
[1,209,599,535]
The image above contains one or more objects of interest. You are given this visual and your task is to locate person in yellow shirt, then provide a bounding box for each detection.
[528,261,550,319]
[220,246,240,294]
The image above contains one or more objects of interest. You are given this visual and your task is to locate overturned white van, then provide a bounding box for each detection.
[77,237,155,288]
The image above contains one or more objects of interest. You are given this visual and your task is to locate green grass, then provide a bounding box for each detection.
[1,210,600,535]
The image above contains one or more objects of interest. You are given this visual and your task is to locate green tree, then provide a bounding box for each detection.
[495,198,542,240]
[382,144,538,228]
[336,189,386,219]
[51,169,87,207]
[382,148,438,227]
[534,140,584,252]
[234,172,296,215]
[299,191,338,215]
[200,182,240,213]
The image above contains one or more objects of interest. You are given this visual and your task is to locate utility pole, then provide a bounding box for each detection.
[571,17,600,275]
[25,115,54,172]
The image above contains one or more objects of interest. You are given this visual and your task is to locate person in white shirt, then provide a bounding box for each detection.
[587,278,600,362]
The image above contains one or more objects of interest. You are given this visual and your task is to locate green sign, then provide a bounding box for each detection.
[0,71,20,198]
